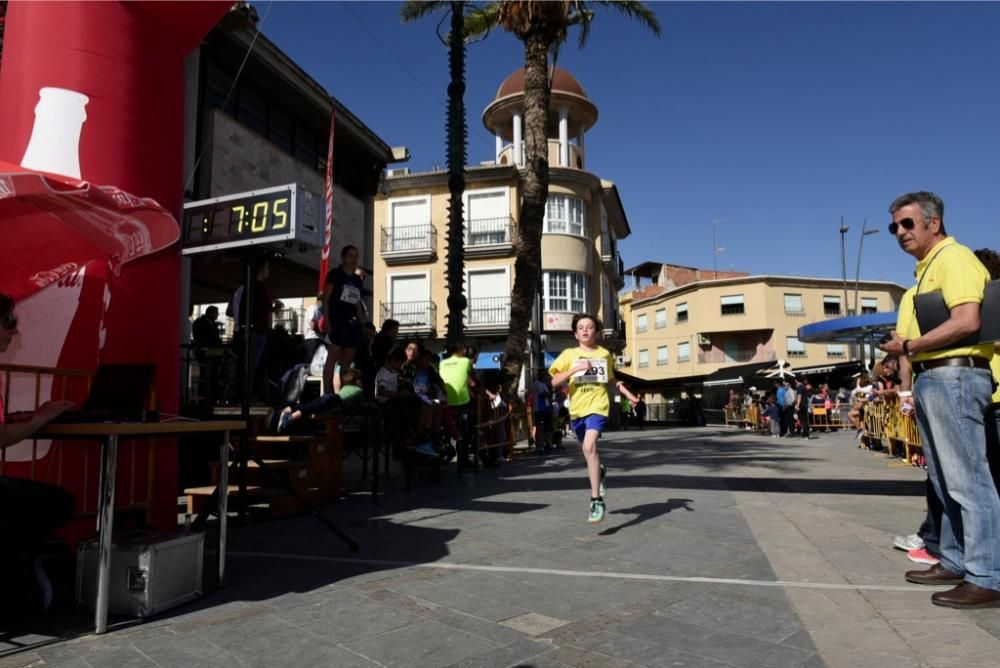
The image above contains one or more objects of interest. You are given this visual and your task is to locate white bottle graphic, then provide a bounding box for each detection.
[20,86,89,179]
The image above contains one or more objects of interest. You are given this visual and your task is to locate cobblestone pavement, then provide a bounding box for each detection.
[3,426,1000,667]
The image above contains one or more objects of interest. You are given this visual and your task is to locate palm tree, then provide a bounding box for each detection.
[401,1,470,346]
[466,1,661,397]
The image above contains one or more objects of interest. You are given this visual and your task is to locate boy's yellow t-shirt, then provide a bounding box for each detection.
[549,345,615,419]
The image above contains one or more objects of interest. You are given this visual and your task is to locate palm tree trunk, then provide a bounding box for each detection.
[445,0,467,345]
[501,31,551,399]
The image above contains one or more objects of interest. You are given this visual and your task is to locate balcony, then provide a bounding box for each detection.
[465,217,514,258]
[784,306,807,317]
[381,224,437,265]
[381,300,437,336]
[697,350,778,365]
[600,246,626,290]
[466,296,510,334]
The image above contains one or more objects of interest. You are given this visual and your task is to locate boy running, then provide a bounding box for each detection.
[550,313,639,523]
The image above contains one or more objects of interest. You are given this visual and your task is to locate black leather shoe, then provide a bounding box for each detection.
[905,563,963,585]
[931,582,1000,608]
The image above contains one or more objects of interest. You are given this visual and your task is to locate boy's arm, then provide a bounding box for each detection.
[551,361,588,389]
[613,380,639,404]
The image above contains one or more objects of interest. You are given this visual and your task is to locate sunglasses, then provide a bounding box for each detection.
[888,217,917,235]
[1,313,17,331]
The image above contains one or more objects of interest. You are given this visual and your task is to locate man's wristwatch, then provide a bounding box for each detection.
[902,339,913,357]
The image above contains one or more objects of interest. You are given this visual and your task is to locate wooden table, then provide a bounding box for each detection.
[35,420,244,634]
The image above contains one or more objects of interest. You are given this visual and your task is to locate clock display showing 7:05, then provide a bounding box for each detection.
[181,183,321,255]
[228,193,290,236]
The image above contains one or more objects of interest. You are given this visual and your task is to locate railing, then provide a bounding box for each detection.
[862,396,922,462]
[697,350,777,364]
[381,300,437,328]
[0,363,153,518]
[466,217,513,246]
[467,296,510,325]
[381,224,436,253]
[784,307,806,316]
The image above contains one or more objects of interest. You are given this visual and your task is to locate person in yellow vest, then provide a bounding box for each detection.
[880,192,1000,608]
[550,313,638,524]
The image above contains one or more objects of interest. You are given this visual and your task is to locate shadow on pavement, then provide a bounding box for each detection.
[599,498,695,536]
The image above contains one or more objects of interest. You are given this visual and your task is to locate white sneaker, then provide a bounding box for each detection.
[892,533,925,551]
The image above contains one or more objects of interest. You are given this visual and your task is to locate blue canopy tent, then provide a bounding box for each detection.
[472,350,556,370]
[797,312,898,368]
[796,312,898,343]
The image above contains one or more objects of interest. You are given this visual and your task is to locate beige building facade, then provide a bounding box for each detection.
[621,266,907,380]
[372,67,629,360]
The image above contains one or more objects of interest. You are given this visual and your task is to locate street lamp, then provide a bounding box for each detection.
[853,218,880,315]
[839,217,850,312]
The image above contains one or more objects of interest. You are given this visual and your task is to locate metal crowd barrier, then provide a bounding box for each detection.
[861,396,922,462]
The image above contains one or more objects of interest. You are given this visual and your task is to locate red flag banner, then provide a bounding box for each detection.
[318,110,335,293]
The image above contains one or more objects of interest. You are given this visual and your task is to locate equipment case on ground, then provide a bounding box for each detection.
[75,531,205,617]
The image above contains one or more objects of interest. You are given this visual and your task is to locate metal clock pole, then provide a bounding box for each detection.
[237,252,255,522]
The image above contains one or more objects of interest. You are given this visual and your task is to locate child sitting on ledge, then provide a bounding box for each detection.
[277,368,363,433]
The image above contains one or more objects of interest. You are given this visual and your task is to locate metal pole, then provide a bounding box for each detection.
[94,434,118,634]
[854,219,879,317]
[713,223,718,280]
[217,430,229,587]
[241,255,255,422]
[839,218,850,311]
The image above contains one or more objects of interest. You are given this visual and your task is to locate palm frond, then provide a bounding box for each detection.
[400,0,452,23]
[464,3,500,40]
[589,1,662,36]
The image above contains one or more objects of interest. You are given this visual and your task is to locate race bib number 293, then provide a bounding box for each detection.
[573,358,608,384]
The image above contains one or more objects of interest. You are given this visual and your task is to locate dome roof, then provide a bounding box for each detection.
[494,66,587,100]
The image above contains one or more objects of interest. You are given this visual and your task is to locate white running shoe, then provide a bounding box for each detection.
[892,533,925,552]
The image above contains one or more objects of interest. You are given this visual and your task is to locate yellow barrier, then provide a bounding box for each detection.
[860,397,922,462]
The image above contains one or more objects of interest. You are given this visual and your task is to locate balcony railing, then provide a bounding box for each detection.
[381,224,436,254]
[466,217,514,247]
[467,296,510,326]
[697,350,778,364]
[784,306,806,316]
[380,300,437,329]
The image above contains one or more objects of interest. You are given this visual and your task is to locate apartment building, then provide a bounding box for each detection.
[372,67,629,361]
[620,262,907,380]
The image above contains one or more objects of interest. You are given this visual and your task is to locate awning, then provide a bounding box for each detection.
[474,350,556,370]
[702,361,777,388]
[797,312,897,343]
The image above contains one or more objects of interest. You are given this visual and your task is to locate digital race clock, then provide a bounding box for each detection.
[180,183,322,255]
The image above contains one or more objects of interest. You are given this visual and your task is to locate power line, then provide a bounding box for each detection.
[336,1,496,156]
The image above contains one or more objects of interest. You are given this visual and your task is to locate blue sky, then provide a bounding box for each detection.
[258,1,1000,288]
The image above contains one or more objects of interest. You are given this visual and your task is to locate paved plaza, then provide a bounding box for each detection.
[3,425,1000,668]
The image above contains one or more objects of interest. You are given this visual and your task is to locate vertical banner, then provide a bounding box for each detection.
[318,110,336,292]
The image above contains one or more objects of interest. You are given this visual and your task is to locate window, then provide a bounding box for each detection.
[387,273,431,326]
[637,313,648,333]
[638,349,649,368]
[677,341,691,362]
[655,308,666,329]
[544,271,586,313]
[237,84,268,137]
[465,189,510,245]
[786,336,806,358]
[544,195,586,236]
[784,294,805,316]
[823,296,842,316]
[467,269,510,325]
[861,297,878,314]
[388,197,432,252]
[676,302,688,323]
[827,344,846,359]
[720,294,745,316]
[657,346,668,365]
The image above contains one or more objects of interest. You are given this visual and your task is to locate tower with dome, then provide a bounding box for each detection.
[372,66,630,369]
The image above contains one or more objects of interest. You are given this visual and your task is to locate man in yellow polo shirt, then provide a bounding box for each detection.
[880,191,1000,609]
